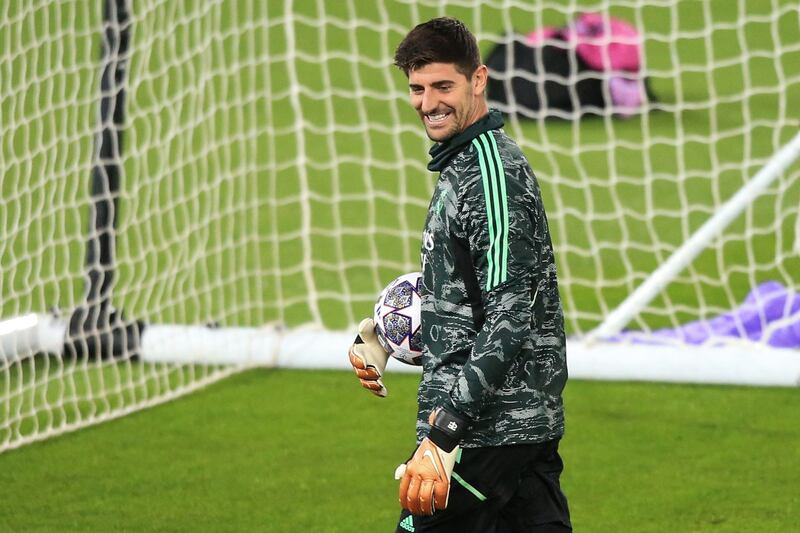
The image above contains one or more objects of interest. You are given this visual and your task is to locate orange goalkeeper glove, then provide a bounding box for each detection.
[347,318,390,397]
[395,407,468,515]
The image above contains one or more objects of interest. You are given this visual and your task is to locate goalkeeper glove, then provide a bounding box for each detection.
[347,318,390,397]
[395,407,469,515]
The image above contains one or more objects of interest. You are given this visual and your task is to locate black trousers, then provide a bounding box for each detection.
[395,439,571,533]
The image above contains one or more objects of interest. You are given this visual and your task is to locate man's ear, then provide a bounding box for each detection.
[472,65,488,96]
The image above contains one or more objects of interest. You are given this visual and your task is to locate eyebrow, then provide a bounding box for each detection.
[409,80,456,89]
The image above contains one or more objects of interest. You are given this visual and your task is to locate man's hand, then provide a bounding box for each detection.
[395,407,468,515]
[395,437,459,516]
[348,318,390,397]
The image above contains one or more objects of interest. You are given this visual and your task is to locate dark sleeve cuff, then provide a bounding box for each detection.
[427,407,470,452]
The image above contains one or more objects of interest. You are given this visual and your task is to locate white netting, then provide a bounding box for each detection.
[1,0,799,452]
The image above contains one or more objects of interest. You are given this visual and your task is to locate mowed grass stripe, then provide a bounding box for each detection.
[0,369,797,532]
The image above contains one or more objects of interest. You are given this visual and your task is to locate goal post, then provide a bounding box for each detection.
[588,131,800,342]
[2,0,800,453]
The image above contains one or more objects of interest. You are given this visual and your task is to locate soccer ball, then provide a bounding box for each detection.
[373,272,423,366]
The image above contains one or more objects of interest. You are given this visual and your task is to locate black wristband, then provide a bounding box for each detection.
[427,407,469,453]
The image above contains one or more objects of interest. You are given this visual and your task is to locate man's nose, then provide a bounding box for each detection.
[420,89,437,113]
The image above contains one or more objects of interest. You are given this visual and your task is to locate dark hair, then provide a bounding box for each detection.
[394,17,481,78]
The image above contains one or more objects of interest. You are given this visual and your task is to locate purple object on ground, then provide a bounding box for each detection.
[613,281,800,348]
[608,77,645,116]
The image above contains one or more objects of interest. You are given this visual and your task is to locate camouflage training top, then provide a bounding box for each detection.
[416,109,567,448]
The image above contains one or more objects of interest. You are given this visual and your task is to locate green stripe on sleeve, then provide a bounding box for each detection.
[472,138,497,289]
[472,132,510,291]
[476,132,509,290]
[487,132,509,284]
[478,134,503,289]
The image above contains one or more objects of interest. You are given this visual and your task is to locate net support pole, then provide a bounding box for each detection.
[588,131,800,342]
[66,0,141,360]
[85,0,129,308]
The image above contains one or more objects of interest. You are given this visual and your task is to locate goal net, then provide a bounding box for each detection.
[1,0,799,452]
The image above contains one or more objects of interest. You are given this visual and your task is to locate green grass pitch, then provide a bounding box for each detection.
[0,370,798,532]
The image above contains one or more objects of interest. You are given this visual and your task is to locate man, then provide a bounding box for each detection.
[349,17,571,532]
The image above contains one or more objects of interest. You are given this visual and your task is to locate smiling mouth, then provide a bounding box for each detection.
[425,112,450,125]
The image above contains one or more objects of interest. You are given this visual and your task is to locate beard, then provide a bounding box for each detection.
[421,108,462,142]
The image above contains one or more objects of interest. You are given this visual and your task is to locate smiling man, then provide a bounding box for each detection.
[408,60,486,142]
[349,17,572,532]
[395,18,572,533]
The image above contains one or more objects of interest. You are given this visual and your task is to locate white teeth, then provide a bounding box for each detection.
[427,113,448,123]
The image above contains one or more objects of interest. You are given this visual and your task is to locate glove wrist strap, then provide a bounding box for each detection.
[428,407,469,453]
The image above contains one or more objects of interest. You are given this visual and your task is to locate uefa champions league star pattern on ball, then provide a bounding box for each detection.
[373,272,423,366]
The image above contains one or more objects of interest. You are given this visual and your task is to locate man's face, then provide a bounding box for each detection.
[407,62,487,142]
